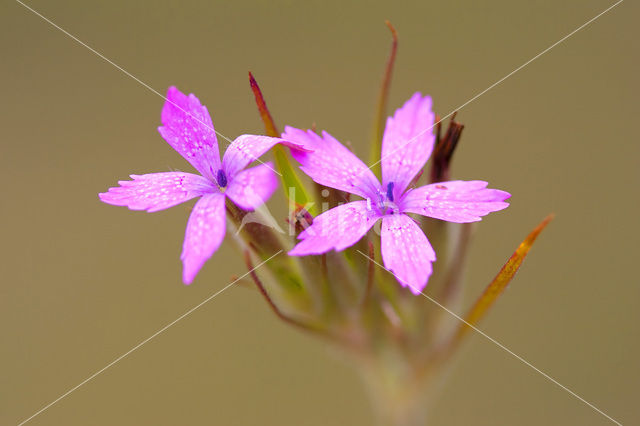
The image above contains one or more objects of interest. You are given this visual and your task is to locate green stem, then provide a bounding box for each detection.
[357,354,433,426]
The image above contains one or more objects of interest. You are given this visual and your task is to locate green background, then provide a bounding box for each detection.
[2,0,638,424]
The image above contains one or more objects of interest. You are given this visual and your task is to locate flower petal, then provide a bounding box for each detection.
[381,93,436,197]
[222,135,300,179]
[226,162,279,210]
[157,86,221,180]
[381,214,436,294]
[99,172,215,212]
[283,126,382,199]
[400,180,510,223]
[289,201,380,256]
[181,192,227,284]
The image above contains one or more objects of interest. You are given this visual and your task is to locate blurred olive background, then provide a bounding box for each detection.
[1,0,638,424]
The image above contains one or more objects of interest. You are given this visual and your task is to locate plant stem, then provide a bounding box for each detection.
[356,354,434,426]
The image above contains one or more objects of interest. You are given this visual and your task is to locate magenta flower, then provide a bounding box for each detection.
[100,86,298,284]
[284,93,510,294]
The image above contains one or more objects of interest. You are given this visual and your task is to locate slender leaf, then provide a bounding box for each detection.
[456,214,554,340]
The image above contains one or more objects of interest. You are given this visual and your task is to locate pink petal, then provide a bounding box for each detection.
[157,86,221,180]
[99,172,215,212]
[381,93,436,197]
[381,214,436,294]
[225,162,279,210]
[222,135,300,179]
[400,180,510,223]
[283,126,381,199]
[181,193,227,284]
[289,201,381,256]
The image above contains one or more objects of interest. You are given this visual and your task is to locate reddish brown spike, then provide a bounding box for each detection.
[430,112,464,183]
[248,71,278,137]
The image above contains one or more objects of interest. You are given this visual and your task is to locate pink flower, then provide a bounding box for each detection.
[100,86,297,284]
[284,93,511,294]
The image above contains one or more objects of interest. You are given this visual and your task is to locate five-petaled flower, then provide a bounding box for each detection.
[284,93,511,294]
[100,87,299,284]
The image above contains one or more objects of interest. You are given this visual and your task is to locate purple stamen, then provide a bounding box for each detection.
[386,182,395,202]
[217,169,227,188]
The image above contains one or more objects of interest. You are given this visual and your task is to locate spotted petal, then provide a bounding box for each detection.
[400,180,510,223]
[226,162,279,210]
[381,214,436,294]
[289,201,380,256]
[157,86,221,180]
[181,192,227,284]
[283,126,382,199]
[381,93,436,198]
[222,135,302,179]
[99,172,215,212]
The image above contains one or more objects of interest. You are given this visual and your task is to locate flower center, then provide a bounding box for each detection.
[366,182,399,215]
[216,169,228,188]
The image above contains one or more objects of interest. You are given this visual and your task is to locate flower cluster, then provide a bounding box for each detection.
[100,87,510,293]
[99,63,552,425]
